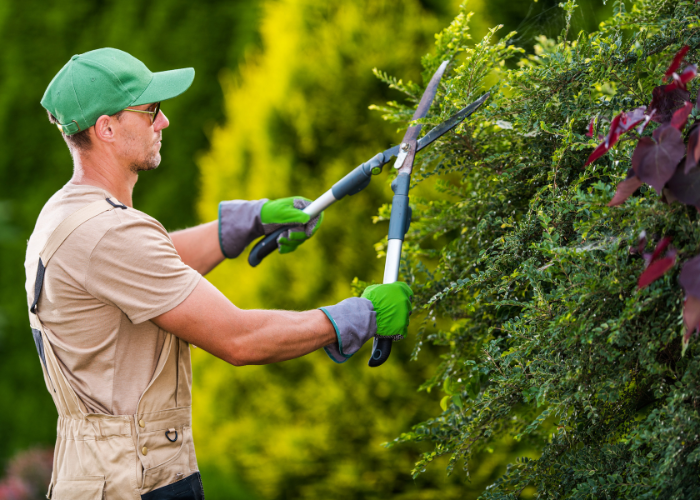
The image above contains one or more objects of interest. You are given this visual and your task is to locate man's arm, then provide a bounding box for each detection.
[170,197,324,275]
[152,278,337,365]
[170,221,224,275]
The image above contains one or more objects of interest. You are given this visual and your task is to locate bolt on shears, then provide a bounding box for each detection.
[248,60,490,367]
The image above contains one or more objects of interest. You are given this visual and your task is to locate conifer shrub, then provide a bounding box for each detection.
[0,0,263,464]
[374,1,700,497]
[195,1,493,498]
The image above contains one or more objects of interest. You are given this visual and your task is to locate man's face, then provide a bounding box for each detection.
[114,103,169,174]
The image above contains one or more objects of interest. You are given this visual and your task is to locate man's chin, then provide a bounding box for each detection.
[130,154,161,173]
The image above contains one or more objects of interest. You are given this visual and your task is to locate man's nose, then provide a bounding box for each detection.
[155,111,169,131]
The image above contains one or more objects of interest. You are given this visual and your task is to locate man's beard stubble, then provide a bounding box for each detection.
[129,147,160,174]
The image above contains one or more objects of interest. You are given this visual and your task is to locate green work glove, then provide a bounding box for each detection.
[361,282,413,340]
[218,196,323,259]
[261,197,324,254]
[321,281,413,363]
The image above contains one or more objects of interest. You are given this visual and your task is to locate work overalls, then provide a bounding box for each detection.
[28,199,202,500]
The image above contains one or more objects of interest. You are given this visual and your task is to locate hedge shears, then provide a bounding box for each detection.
[248,60,490,366]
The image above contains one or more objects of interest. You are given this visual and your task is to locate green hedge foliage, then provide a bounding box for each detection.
[375,1,700,497]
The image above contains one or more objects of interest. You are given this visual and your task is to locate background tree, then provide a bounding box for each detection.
[195,0,476,497]
[0,0,262,468]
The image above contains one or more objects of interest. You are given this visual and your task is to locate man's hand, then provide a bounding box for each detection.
[218,196,323,259]
[260,197,323,254]
[361,282,413,340]
[170,196,324,275]
[320,282,413,363]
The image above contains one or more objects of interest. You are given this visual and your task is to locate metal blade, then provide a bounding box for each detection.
[410,61,449,124]
[393,61,449,170]
[378,92,490,163]
[416,92,490,152]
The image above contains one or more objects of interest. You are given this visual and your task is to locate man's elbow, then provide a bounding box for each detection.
[223,338,263,367]
[228,354,249,367]
[223,345,249,367]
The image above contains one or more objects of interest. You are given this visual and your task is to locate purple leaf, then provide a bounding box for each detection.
[683,294,700,353]
[650,236,673,262]
[585,109,646,167]
[638,230,647,254]
[664,46,690,80]
[586,117,595,138]
[608,169,643,206]
[605,113,623,148]
[638,256,676,289]
[636,114,653,134]
[670,101,693,130]
[617,107,647,133]
[662,187,678,205]
[681,256,700,353]
[681,64,697,85]
[585,141,612,167]
[680,255,700,299]
[668,65,698,92]
[665,164,700,209]
[632,125,685,193]
[649,85,690,124]
[687,125,700,173]
[641,235,672,266]
[638,236,676,289]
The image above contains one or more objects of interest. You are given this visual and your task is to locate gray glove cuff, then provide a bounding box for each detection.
[320,297,377,364]
[218,199,268,258]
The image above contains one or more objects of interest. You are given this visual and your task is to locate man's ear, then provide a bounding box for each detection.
[93,114,116,143]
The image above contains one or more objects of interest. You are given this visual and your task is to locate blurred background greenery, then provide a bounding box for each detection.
[0,0,612,498]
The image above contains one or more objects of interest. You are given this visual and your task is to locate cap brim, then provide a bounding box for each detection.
[131,67,194,105]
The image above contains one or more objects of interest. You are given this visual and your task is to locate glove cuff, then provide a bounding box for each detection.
[218,199,268,258]
[320,297,377,363]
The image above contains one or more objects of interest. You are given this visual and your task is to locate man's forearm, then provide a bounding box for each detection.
[170,221,224,275]
[227,309,337,365]
[153,279,337,366]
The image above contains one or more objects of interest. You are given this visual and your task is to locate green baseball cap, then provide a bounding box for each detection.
[41,48,194,135]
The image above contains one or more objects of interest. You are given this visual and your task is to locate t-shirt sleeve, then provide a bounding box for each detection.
[85,212,201,324]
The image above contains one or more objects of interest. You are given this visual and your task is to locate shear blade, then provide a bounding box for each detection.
[379,93,491,165]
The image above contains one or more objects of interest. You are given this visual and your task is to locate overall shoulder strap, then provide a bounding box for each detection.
[29,198,127,419]
[30,198,126,315]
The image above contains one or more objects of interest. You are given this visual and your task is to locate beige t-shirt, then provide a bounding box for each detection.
[25,183,201,416]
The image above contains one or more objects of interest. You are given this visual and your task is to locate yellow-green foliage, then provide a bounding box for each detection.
[198,0,461,310]
[192,0,500,498]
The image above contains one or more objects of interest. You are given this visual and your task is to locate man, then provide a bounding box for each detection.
[25,48,412,500]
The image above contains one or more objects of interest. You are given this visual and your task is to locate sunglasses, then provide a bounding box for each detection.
[122,102,161,124]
